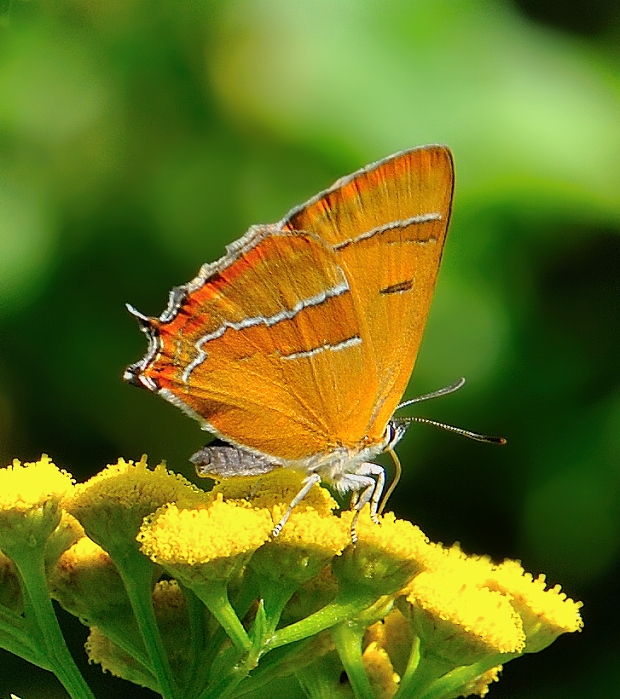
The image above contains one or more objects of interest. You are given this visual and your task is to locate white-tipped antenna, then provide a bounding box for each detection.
[397,377,466,410]
[395,377,506,445]
[394,415,506,445]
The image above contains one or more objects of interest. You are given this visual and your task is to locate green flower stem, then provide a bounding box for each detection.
[331,621,375,699]
[113,551,179,699]
[260,579,298,639]
[266,590,378,651]
[191,578,251,652]
[199,657,253,699]
[416,653,518,699]
[196,605,258,699]
[230,639,315,698]
[179,584,211,699]
[393,635,421,699]
[193,567,258,679]
[198,642,261,699]
[198,602,268,699]
[395,650,454,699]
[12,550,96,699]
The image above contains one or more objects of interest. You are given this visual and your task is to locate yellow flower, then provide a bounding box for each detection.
[138,495,273,653]
[0,455,74,557]
[137,495,272,581]
[50,535,129,622]
[484,559,583,652]
[65,456,204,554]
[0,455,74,511]
[420,543,583,653]
[334,510,431,596]
[405,570,526,664]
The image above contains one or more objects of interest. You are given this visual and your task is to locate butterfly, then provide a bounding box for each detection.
[124,145,457,538]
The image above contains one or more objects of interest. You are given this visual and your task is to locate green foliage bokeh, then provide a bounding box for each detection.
[1,0,618,697]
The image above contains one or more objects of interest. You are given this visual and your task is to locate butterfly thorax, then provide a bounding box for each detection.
[285,419,406,495]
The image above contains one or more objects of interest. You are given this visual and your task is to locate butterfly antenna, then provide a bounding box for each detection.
[394,415,506,445]
[378,447,402,514]
[397,377,466,409]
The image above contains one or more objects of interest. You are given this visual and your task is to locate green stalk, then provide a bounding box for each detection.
[395,651,452,699]
[231,639,314,697]
[191,578,251,652]
[393,635,421,699]
[331,622,375,699]
[14,552,96,699]
[267,590,377,651]
[178,584,210,699]
[197,602,267,699]
[114,552,179,699]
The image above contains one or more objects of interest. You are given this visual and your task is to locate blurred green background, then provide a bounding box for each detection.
[1,0,619,696]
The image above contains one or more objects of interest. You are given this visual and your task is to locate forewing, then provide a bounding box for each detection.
[129,227,379,461]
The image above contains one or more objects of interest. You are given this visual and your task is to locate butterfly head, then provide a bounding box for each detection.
[383,419,409,453]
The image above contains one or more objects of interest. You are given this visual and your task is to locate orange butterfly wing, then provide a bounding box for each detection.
[130,228,373,460]
[281,145,454,440]
[126,146,453,463]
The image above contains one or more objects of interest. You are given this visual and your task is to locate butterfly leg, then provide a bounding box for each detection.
[345,463,386,543]
[272,473,322,537]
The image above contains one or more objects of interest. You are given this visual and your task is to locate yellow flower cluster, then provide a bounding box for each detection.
[0,455,74,511]
[0,455,583,699]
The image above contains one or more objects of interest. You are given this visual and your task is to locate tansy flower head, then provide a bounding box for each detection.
[0,455,74,557]
[250,506,350,586]
[422,543,583,653]
[334,510,431,596]
[484,559,584,652]
[50,536,132,625]
[138,496,273,653]
[86,626,156,691]
[65,456,204,554]
[137,495,272,582]
[405,570,526,664]
[0,455,74,512]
